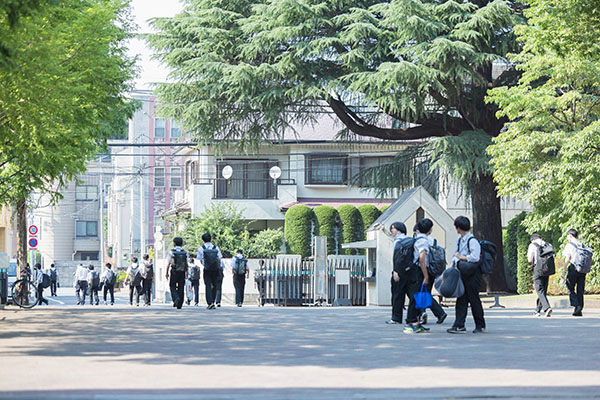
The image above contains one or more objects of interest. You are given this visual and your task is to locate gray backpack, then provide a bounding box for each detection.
[426,239,446,276]
[570,242,593,273]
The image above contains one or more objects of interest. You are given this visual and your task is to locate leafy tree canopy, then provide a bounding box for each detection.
[487,0,600,287]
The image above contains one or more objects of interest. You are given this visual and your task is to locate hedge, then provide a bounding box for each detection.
[358,205,382,239]
[505,212,525,292]
[337,205,363,255]
[380,205,390,214]
[314,206,340,255]
[284,205,315,258]
[516,216,533,294]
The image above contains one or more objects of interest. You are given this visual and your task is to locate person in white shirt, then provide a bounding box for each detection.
[34,263,48,305]
[166,237,190,309]
[447,216,485,334]
[49,264,58,296]
[102,263,116,305]
[125,257,142,306]
[562,228,587,316]
[74,263,88,305]
[196,233,223,309]
[527,233,553,317]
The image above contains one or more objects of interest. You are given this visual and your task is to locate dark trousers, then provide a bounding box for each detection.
[566,265,586,310]
[424,279,446,319]
[50,281,57,296]
[390,275,413,323]
[533,275,551,312]
[37,285,48,305]
[170,271,186,309]
[453,269,485,329]
[103,283,114,304]
[405,275,422,324]
[129,283,142,305]
[204,270,219,305]
[142,279,153,305]
[234,275,246,304]
[190,279,200,305]
[76,280,88,304]
[89,286,99,305]
[216,272,223,304]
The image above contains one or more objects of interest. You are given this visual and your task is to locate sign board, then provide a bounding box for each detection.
[28,225,38,235]
[28,237,39,249]
[154,231,163,241]
[314,236,327,301]
[335,268,350,285]
[155,241,163,251]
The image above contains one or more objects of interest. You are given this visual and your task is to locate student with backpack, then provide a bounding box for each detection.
[87,265,101,306]
[125,257,143,306]
[49,264,58,296]
[141,254,154,306]
[232,249,249,307]
[34,263,49,305]
[74,263,88,305]
[197,233,223,309]
[527,233,555,317]
[166,237,190,309]
[386,222,414,325]
[562,229,593,316]
[102,263,116,305]
[447,216,486,334]
[188,256,201,306]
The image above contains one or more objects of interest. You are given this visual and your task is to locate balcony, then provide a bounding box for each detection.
[213,178,279,200]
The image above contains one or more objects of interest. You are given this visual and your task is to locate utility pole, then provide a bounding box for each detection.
[139,164,145,257]
[99,174,105,270]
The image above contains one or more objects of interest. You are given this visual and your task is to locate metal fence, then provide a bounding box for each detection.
[254,256,367,306]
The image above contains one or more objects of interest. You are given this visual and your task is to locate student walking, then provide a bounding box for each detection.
[74,263,88,305]
[197,233,222,309]
[188,256,201,306]
[386,222,415,325]
[562,229,592,316]
[34,263,49,305]
[87,265,100,306]
[125,257,143,306]
[141,254,154,306]
[102,263,116,305]
[166,237,189,309]
[527,233,555,317]
[448,216,486,334]
[232,250,249,307]
[49,264,58,296]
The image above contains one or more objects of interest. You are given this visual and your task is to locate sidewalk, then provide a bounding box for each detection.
[1,305,599,399]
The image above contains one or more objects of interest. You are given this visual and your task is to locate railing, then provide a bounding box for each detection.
[212,178,295,200]
[254,256,367,306]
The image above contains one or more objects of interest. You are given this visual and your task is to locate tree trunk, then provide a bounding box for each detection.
[16,197,27,278]
[470,174,508,292]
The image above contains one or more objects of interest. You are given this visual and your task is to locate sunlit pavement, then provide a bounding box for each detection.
[1,299,599,399]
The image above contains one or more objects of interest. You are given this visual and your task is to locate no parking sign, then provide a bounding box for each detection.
[28,225,39,250]
[28,238,38,249]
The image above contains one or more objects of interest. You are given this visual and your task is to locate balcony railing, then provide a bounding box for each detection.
[213,178,279,200]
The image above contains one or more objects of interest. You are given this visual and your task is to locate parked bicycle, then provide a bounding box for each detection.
[11,266,37,309]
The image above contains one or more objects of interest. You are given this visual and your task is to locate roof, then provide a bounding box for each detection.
[368,187,419,231]
[280,197,395,212]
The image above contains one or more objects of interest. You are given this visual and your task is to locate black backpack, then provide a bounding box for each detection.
[202,244,219,271]
[41,272,51,289]
[50,269,57,282]
[467,237,497,275]
[570,242,593,273]
[534,242,556,277]
[90,271,100,289]
[143,262,154,280]
[235,257,248,275]
[189,265,200,281]
[426,238,446,277]
[393,237,416,277]
[106,270,117,286]
[172,249,188,273]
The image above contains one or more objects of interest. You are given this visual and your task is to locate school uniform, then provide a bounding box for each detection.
[405,233,431,324]
[74,265,88,305]
[141,261,154,305]
[197,242,222,306]
[414,234,447,323]
[87,269,100,305]
[167,246,189,308]
[452,233,485,330]
[232,255,248,305]
[126,263,142,306]
[563,239,587,313]
[527,239,551,313]
[102,269,115,305]
[35,269,48,305]
[49,267,58,296]
[389,233,412,323]
[188,263,201,305]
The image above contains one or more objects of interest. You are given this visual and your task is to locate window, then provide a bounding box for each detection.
[79,252,99,261]
[154,167,165,187]
[171,120,181,138]
[305,155,348,184]
[76,221,98,238]
[154,118,165,138]
[76,185,98,201]
[171,166,182,187]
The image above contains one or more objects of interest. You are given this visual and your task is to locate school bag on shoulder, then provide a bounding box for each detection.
[172,249,188,273]
[426,239,446,276]
[50,269,57,282]
[189,265,200,281]
[130,266,142,286]
[144,262,154,280]
[393,237,416,277]
[202,244,219,272]
[534,242,556,276]
[570,242,593,273]
[91,271,100,289]
[107,270,117,286]
[235,257,248,275]
[467,237,497,275]
[41,272,51,289]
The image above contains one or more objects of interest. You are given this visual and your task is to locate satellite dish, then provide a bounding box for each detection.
[222,165,233,180]
[269,165,282,180]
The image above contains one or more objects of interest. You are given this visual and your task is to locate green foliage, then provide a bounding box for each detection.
[0,0,137,206]
[506,212,526,293]
[357,205,381,238]
[284,205,315,258]
[241,228,284,259]
[380,205,390,214]
[337,205,363,255]
[487,0,600,290]
[313,206,340,255]
[516,220,533,294]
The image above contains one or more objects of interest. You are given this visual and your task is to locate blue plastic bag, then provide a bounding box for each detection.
[414,283,433,309]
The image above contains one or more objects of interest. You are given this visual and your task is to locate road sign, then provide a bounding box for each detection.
[155,241,163,251]
[28,225,38,235]
[154,231,163,241]
[28,237,39,249]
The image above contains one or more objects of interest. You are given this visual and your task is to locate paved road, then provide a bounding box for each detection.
[1,295,599,399]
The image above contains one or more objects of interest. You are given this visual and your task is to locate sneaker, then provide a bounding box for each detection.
[420,313,428,325]
[76,301,81,305]
[104,301,107,306]
[403,325,425,334]
[207,304,216,310]
[385,319,401,325]
[419,324,430,332]
[216,303,221,307]
[533,311,541,317]
[447,326,467,334]
[237,303,242,307]
[473,327,486,333]
[545,308,553,317]
[436,313,447,324]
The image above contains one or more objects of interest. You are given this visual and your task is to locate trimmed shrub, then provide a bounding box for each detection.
[284,205,315,258]
[358,205,381,239]
[516,218,533,294]
[380,205,390,214]
[337,205,363,255]
[242,228,284,258]
[314,206,341,255]
[505,212,526,292]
